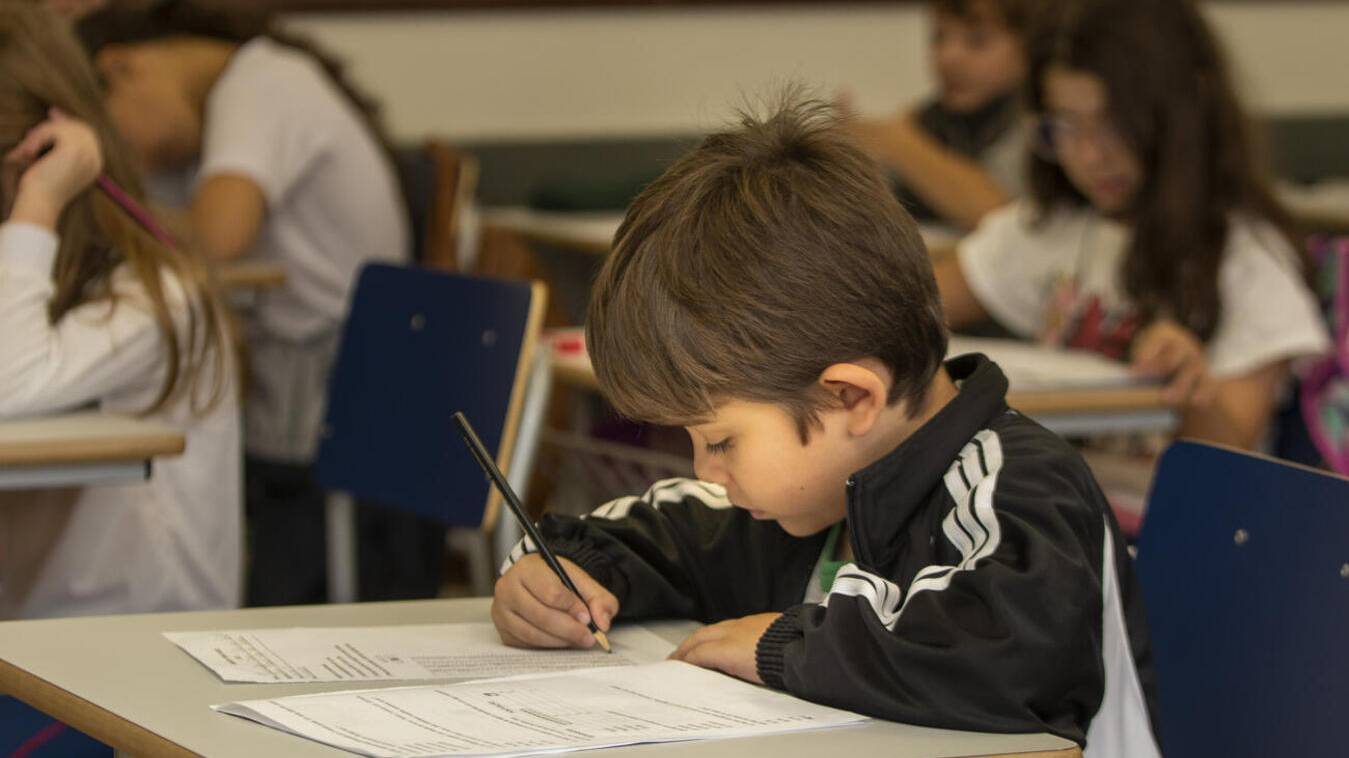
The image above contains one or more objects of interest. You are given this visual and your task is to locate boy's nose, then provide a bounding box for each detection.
[691,449,728,487]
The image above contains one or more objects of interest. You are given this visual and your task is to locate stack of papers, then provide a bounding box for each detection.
[214,660,867,758]
[165,623,674,683]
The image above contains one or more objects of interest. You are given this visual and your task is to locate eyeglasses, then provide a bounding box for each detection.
[1032,114,1129,161]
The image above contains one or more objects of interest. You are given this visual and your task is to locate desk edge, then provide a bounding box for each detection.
[0,658,200,758]
[0,433,186,466]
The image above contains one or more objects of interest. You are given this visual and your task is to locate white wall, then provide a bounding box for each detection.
[283,2,1349,143]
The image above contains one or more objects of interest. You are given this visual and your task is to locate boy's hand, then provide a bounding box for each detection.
[491,554,619,649]
[1130,319,1216,408]
[669,612,781,684]
[3,111,103,229]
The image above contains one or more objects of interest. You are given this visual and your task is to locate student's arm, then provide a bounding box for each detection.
[0,224,180,417]
[934,254,989,331]
[0,119,181,417]
[1131,319,1289,450]
[848,115,1010,229]
[189,174,266,261]
[1180,362,1287,449]
[755,452,1111,739]
[497,479,824,625]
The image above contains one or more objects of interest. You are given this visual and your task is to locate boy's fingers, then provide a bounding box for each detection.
[587,595,618,632]
[512,596,596,648]
[493,570,592,648]
[670,625,723,661]
[496,606,580,649]
[520,565,589,618]
[568,568,619,630]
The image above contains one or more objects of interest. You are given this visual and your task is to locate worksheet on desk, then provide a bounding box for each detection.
[165,623,674,683]
[214,660,867,758]
[948,337,1143,391]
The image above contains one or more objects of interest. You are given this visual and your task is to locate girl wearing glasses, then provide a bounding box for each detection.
[936,0,1327,449]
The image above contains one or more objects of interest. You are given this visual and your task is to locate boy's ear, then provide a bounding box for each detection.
[817,360,893,437]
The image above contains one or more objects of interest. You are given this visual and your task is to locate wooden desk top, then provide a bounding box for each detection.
[215,260,287,291]
[482,207,622,255]
[0,412,185,467]
[0,598,1080,758]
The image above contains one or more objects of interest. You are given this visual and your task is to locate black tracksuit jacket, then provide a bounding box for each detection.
[503,355,1162,756]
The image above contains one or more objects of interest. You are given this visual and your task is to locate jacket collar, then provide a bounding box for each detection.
[845,354,1010,567]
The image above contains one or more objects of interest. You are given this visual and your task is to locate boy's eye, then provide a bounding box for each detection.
[704,438,734,455]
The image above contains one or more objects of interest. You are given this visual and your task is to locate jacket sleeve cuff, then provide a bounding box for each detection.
[756,604,806,690]
[549,538,631,608]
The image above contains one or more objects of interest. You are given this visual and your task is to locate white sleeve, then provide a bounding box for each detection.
[1206,222,1331,378]
[955,203,1048,337]
[0,223,173,417]
[198,60,330,206]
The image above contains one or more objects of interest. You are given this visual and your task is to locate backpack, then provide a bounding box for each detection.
[1299,236,1349,474]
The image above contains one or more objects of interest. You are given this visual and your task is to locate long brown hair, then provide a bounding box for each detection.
[1026,0,1299,342]
[0,1,229,412]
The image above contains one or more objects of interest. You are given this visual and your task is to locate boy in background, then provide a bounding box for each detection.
[843,0,1033,229]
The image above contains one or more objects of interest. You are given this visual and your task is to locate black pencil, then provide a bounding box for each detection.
[453,411,612,653]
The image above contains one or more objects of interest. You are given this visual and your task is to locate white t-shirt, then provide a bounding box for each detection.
[198,38,409,461]
[957,201,1330,377]
[0,223,242,619]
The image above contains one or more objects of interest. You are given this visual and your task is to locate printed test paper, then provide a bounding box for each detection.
[165,623,674,683]
[214,660,867,758]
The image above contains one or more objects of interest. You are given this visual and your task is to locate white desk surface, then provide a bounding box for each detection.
[0,598,1078,758]
[482,207,962,256]
[549,330,1175,436]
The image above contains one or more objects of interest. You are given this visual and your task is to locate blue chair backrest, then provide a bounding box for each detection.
[316,263,545,528]
[1135,441,1349,757]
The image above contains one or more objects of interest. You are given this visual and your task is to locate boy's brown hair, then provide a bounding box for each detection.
[586,95,948,441]
[932,0,1036,37]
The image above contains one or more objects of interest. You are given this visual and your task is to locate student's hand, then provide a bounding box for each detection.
[1130,319,1216,408]
[491,554,619,649]
[2,111,103,229]
[668,612,781,685]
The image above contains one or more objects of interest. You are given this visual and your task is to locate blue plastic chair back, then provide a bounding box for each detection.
[316,263,544,528]
[1136,441,1349,757]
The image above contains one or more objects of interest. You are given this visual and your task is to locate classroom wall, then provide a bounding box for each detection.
[283,1,1349,144]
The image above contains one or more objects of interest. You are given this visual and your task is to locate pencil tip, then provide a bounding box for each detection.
[594,630,612,654]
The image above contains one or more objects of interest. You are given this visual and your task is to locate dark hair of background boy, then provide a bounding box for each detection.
[587,93,949,442]
[931,0,1037,38]
[1025,0,1300,343]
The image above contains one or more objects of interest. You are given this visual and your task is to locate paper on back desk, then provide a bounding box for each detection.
[164,622,675,683]
[213,659,868,758]
[949,337,1143,391]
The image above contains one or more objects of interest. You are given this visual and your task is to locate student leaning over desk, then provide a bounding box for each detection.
[0,2,239,619]
[77,0,411,605]
[491,95,1160,758]
[935,0,1329,451]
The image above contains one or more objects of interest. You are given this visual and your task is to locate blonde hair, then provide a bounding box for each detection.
[0,0,230,412]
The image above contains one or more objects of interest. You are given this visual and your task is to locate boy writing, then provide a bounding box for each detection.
[492,97,1159,757]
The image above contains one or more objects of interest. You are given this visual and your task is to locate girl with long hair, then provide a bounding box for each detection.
[0,1,239,618]
[937,0,1328,449]
[79,0,411,605]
